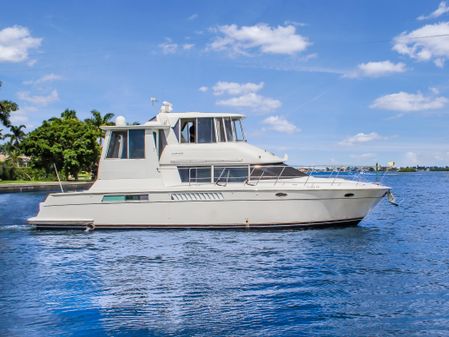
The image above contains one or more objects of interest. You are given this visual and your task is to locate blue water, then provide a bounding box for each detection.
[1,173,449,336]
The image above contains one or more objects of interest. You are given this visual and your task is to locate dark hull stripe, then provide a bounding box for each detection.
[32,218,363,230]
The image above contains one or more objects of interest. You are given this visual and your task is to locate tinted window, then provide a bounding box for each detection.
[250,164,307,180]
[178,166,211,183]
[106,131,128,159]
[215,118,226,142]
[181,119,196,143]
[129,130,145,159]
[224,118,234,141]
[233,119,245,141]
[214,166,247,183]
[197,118,216,143]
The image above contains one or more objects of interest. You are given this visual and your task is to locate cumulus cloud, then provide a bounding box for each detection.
[393,22,449,67]
[346,60,406,78]
[262,115,299,134]
[198,86,208,92]
[24,73,62,85]
[418,1,449,21]
[212,81,264,96]
[217,93,281,113]
[370,91,448,112]
[17,89,59,105]
[209,23,310,56]
[339,132,383,146]
[0,25,42,63]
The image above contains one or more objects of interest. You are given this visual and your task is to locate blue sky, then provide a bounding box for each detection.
[1,0,449,166]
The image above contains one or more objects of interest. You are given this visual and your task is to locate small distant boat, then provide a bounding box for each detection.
[28,102,390,230]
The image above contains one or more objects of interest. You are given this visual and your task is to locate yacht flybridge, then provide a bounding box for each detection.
[28,102,390,230]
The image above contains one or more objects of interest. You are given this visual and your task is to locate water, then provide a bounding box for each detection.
[1,173,449,336]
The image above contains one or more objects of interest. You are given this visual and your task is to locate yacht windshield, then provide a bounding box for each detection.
[250,164,307,180]
[178,117,245,143]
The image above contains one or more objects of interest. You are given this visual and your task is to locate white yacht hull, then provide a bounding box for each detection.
[28,181,389,230]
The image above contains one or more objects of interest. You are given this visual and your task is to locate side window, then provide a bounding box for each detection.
[129,130,145,159]
[180,119,196,143]
[106,131,128,159]
[215,118,226,142]
[233,119,245,141]
[224,118,234,141]
[178,166,211,183]
[214,166,247,183]
[197,118,216,143]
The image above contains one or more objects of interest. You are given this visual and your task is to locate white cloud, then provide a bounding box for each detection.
[262,115,299,134]
[209,24,310,56]
[17,89,59,106]
[24,73,62,85]
[159,40,178,54]
[418,1,449,21]
[182,43,194,50]
[212,81,264,96]
[217,93,281,113]
[10,106,37,127]
[339,132,383,146]
[370,91,448,112]
[0,25,42,63]
[198,86,208,93]
[393,22,449,67]
[187,14,198,21]
[346,61,406,78]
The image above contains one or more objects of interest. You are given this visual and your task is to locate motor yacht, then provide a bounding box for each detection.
[28,102,390,230]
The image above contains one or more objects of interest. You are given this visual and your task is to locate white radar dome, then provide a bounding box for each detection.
[115,116,126,126]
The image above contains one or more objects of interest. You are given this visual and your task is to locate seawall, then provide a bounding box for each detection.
[0,181,93,193]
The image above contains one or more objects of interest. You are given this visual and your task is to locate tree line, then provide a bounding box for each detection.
[0,82,114,181]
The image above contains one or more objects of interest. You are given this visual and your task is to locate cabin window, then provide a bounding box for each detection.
[102,194,149,202]
[215,118,226,142]
[106,130,146,159]
[214,166,248,183]
[233,119,245,141]
[106,131,128,159]
[223,118,234,141]
[250,164,307,180]
[129,130,145,159]
[178,166,211,183]
[197,118,216,143]
[180,119,196,143]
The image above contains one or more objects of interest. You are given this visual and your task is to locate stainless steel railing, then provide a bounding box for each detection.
[178,164,389,186]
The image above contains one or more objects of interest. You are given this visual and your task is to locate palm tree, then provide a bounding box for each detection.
[5,124,26,149]
[85,110,115,138]
[5,124,26,151]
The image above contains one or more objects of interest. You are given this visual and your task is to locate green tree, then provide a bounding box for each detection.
[21,110,100,180]
[0,81,17,128]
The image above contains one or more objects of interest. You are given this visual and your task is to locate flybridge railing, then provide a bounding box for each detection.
[178,164,389,187]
